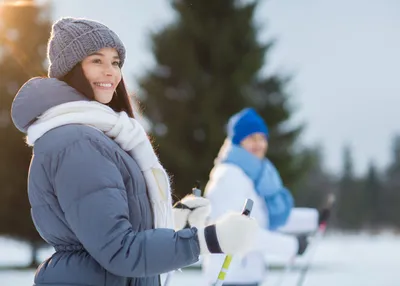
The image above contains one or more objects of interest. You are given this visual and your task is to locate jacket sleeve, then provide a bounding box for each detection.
[277,207,319,235]
[204,164,298,258]
[205,164,269,226]
[204,165,250,222]
[53,138,199,277]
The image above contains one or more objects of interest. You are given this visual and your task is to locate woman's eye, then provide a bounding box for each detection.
[112,61,121,67]
[92,59,101,64]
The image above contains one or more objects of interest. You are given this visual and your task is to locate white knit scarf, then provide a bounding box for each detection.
[27,100,174,229]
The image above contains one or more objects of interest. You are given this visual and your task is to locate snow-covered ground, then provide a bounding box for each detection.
[1,232,399,286]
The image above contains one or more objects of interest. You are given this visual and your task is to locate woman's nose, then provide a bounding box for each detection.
[103,64,114,76]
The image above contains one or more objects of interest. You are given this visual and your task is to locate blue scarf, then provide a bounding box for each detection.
[220,144,294,230]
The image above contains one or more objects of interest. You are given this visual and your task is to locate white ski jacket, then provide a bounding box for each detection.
[201,163,319,285]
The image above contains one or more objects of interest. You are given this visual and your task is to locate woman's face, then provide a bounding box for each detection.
[81,47,122,104]
[240,132,268,159]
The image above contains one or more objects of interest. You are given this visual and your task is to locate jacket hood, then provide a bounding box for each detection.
[11,77,88,133]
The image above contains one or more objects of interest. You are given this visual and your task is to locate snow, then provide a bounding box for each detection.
[1,232,399,285]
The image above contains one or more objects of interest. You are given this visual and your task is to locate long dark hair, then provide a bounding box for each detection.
[60,64,135,118]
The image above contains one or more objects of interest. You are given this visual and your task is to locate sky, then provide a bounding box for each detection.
[38,0,400,176]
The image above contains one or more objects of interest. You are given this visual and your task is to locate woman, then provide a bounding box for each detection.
[202,108,320,286]
[11,17,259,286]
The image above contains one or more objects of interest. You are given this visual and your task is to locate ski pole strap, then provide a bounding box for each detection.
[204,225,223,253]
[173,201,194,210]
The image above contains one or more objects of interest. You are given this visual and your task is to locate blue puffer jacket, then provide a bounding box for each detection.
[11,78,200,286]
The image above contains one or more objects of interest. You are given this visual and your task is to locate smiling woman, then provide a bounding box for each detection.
[81,47,122,104]
[9,16,260,286]
[60,48,134,117]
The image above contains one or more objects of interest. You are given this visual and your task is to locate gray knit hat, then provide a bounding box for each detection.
[47,17,126,78]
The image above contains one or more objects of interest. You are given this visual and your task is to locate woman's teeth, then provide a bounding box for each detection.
[94,83,112,87]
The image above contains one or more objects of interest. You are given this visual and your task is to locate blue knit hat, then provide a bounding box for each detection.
[227,108,269,145]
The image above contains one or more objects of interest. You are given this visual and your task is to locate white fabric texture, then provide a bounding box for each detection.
[277,208,319,235]
[173,195,211,230]
[197,212,259,255]
[26,100,174,229]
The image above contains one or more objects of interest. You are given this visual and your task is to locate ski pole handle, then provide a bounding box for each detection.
[192,180,202,197]
[241,199,253,216]
[214,199,253,286]
[165,182,203,286]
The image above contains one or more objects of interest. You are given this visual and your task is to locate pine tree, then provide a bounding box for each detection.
[363,161,382,230]
[383,135,400,228]
[335,145,363,230]
[294,145,334,208]
[0,0,52,267]
[139,0,306,197]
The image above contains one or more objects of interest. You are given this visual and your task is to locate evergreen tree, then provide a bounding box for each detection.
[139,0,306,197]
[335,145,363,230]
[0,0,52,267]
[382,135,400,228]
[363,160,382,229]
[294,145,335,209]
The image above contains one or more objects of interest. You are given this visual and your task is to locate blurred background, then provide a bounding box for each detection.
[0,0,400,285]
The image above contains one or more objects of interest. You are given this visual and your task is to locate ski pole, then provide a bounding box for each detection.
[192,180,202,197]
[164,182,203,286]
[274,193,336,286]
[296,194,336,286]
[274,220,328,286]
[214,199,254,286]
[295,194,335,286]
[294,221,327,286]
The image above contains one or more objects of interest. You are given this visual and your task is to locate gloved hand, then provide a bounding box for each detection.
[173,195,211,231]
[318,208,331,225]
[319,193,335,225]
[296,234,309,255]
[197,212,259,255]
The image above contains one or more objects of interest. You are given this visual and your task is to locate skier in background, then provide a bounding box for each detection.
[202,108,323,286]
